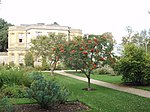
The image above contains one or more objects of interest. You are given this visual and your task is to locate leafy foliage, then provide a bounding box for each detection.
[63,33,116,89]
[116,44,150,85]
[30,33,67,75]
[93,65,115,75]
[0,68,32,87]
[41,56,49,70]
[27,78,70,109]
[0,97,13,112]
[122,26,150,53]
[24,52,34,67]
[0,18,13,52]
[0,85,27,98]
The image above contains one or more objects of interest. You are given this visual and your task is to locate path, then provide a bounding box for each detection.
[53,70,150,98]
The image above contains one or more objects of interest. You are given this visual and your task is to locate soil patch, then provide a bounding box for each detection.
[82,88,96,91]
[14,101,89,112]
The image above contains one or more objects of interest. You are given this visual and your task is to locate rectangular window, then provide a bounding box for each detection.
[19,39,22,43]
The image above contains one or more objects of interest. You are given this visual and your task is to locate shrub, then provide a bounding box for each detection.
[0,68,24,85]
[0,68,32,87]
[93,65,116,75]
[24,52,34,67]
[41,57,49,70]
[116,44,150,85]
[27,71,44,81]
[21,66,36,72]
[8,62,15,68]
[27,79,70,109]
[0,79,3,89]
[0,85,27,98]
[0,97,13,112]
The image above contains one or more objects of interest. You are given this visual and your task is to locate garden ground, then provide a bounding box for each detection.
[42,72,150,112]
[53,70,150,98]
[2,70,150,112]
[13,102,89,112]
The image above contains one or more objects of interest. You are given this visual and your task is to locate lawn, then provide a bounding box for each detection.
[66,72,123,84]
[65,71,150,91]
[40,73,150,112]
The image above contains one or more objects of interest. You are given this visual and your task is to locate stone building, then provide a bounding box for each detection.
[7,23,82,65]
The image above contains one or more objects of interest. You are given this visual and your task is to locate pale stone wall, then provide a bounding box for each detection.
[0,52,9,64]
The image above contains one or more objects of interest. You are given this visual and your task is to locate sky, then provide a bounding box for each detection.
[0,0,150,43]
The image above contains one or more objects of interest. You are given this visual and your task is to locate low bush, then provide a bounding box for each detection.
[0,97,13,112]
[27,71,44,81]
[0,85,27,98]
[21,66,36,73]
[93,66,115,75]
[27,79,70,109]
[0,68,31,87]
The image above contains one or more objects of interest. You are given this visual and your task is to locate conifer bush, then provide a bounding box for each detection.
[0,97,13,112]
[27,79,70,109]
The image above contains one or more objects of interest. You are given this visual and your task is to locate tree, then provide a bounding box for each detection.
[0,18,13,52]
[63,33,115,90]
[122,26,150,53]
[24,52,34,67]
[116,44,150,85]
[122,26,134,45]
[140,29,150,53]
[30,33,66,75]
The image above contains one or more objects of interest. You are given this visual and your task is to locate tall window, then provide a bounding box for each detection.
[18,33,24,43]
[19,39,22,43]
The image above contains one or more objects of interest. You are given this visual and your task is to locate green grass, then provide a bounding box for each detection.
[66,72,123,84]
[65,71,150,91]
[9,98,36,105]
[43,74,150,112]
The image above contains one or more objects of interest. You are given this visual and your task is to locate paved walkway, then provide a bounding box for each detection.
[53,70,150,98]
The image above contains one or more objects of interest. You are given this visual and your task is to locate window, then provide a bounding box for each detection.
[19,39,22,43]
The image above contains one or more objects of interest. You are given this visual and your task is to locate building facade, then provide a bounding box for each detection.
[7,23,82,65]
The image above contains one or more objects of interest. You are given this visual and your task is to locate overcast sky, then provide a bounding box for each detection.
[0,0,150,43]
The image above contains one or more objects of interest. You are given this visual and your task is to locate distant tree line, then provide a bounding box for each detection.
[122,26,150,53]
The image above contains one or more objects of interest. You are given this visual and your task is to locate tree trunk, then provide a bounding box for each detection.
[87,76,91,91]
[50,62,57,75]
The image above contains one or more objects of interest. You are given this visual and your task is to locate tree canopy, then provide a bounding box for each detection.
[0,18,13,52]
[122,26,150,53]
[30,33,67,74]
[62,33,116,90]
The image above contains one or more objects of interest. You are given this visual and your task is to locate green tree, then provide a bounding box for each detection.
[122,26,134,45]
[30,33,66,75]
[63,33,115,90]
[116,44,150,85]
[0,18,13,52]
[122,26,150,53]
[140,29,150,53]
[24,52,34,67]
